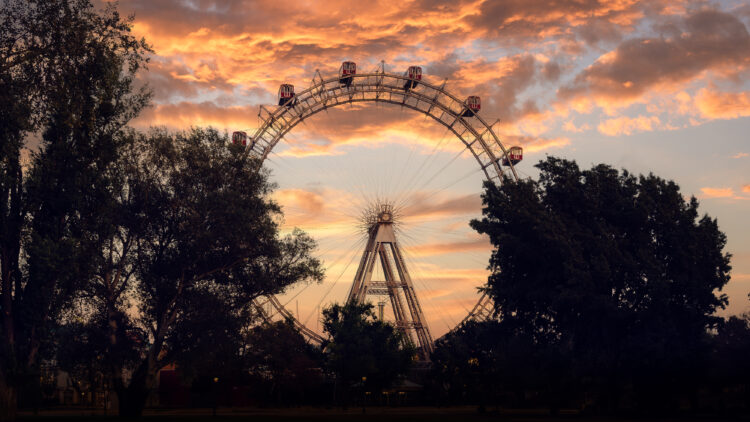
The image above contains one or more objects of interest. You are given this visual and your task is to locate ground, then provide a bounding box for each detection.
[16,407,746,422]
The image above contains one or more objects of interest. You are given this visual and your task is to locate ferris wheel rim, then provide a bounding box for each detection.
[247,71,521,181]
[248,66,520,345]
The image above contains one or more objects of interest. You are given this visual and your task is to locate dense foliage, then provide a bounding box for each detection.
[322,302,415,403]
[1,1,150,419]
[440,157,737,412]
[77,128,322,416]
[245,320,325,405]
[0,1,322,419]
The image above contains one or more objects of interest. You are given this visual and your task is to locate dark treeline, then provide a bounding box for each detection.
[0,2,413,419]
[428,158,748,415]
[2,1,749,421]
[0,1,329,419]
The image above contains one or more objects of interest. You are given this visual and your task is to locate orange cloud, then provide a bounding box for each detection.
[733,153,749,159]
[133,102,257,130]
[562,120,590,133]
[695,88,750,120]
[598,115,661,136]
[700,187,734,198]
[462,0,681,45]
[111,0,750,161]
[401,193,483,222]
[273,187,360,234]
[495,134,569,154]
[409,238,491,257]
[743,185,750,194]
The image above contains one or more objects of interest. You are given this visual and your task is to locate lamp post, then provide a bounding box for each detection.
[361,376,367,414]
[212,377,219,417]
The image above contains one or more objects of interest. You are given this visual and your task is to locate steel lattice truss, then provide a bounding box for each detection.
[347,205,434,359]
[248,66,519,345]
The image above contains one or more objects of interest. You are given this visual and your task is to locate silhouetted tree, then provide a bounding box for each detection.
[245,320,324,405]
[470,157,731,412]
[431,320,568,410]
[709,312,750,410]
[0,1,149,419]
[72,128,323,417]
[322,302,414,404]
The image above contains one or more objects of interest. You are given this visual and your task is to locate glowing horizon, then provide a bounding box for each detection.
[108,0,750,336]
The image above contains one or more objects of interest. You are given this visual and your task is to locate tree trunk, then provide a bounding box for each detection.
[116,348,161,417]
[0,151,21,422]
[0,372,17,422]
[115,360,153,418]
[117,382,150,418]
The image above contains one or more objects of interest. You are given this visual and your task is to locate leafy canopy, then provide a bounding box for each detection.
[471,157,731,378]
[322,302,414,393]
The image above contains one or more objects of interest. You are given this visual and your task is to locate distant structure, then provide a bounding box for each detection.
[348,202,433,359]
[246,60,525,348]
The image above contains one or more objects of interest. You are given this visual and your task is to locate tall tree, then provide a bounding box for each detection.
[1,2,43,416]
[322,302,414,403]
[470,157,731,411]
[78,128,323,417]
[710,312,750,408]
[0,1,150,419]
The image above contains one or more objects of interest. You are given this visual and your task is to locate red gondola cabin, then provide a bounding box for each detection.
[461,96,481,117]
[339,61,356,86]
[232,131,247,146]
[404,66,422,90]
[278,84,296,107]
[501,146,523,166]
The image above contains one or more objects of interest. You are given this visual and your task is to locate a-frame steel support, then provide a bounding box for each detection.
[346,205,434,359]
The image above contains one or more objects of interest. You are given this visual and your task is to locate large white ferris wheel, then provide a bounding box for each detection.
[233,60,523,359]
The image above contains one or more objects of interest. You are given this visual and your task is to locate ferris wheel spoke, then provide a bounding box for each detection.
[279,234,364,321]
[243,65,523,344]
[303,236,367,326]
[395,236,462,333]
[391,125,453,208]
[394,139,472,212]
[403,249,481,331]
[401,126,453,190]
[401,165,484,215]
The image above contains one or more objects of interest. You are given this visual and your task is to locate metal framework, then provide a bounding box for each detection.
[248,64,520,345]
[347,204,433,359]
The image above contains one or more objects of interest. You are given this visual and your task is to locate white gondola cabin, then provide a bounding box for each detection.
[403,66,422,90]
[232,131,247,146]
[461,96,481,117]
[278,84,296,107]
[501,146,523,166]
[339,61,356,86]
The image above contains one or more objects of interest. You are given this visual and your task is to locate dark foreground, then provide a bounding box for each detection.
[16,407,750,422]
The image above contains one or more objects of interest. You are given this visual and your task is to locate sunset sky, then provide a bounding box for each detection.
[114,0,749,337]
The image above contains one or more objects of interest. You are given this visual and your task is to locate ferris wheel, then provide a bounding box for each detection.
[233,60,523,352]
